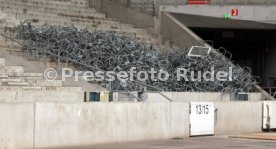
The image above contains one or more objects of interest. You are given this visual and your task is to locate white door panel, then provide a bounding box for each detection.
[190,102,215,136]
[263,101,276,129]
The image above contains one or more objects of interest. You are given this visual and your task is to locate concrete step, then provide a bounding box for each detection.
[7,82,29,86]
[26,0,89,7]
[1,77,62,87]
[0,58,5,66]
[0,66,24,73]
[7,78,39,82]
[2,78,22,83]
[1,6,105,18]
[26,80,63,87]
[10,72,43,78]
[0,6,106,19]
[22,86,43,90]
[3,11,135,32]
[0,3,96,15]
[0,5,156,43]
[0,2,148,32]
[2,16,152,42]
[0,0,161,48]
[0,0,90,10]
[0,74,8,78]
[0,11,19,27]
[0,86,82,91]
[6,11,121,28]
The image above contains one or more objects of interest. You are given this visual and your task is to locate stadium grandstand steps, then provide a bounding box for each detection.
[0,40,107,102]
[129,0,155,14]
[0,0,159,45]
[0,58,62,87]
[0,0,176,103]
[0,56,85,102]
[129,0,211,14]
[0,46,108,100]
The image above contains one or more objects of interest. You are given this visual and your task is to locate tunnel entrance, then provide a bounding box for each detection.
[169,13,276,87]
[190,28,268,82]
[171,13,276,87]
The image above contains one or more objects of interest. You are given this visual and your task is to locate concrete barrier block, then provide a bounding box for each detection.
[115,103,171,141]
[0,91,19,102]
[200,92,223,101]
[112,103,141,141]
[34,103,114,148]
[221,93,231,101]
[173,92,200,102]
[0,90,84,102]
[33,103,175,148]
[0,58,5,66]
[21,90,84,102]
[249,93,262,101]
[170,102,190,138]
[147,92,173,102]
[0,103,34,149]
[214,102,262,135]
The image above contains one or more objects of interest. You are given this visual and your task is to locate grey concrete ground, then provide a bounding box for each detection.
[43,136,276,149]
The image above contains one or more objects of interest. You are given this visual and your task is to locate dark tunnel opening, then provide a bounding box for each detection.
[190,28,276,87]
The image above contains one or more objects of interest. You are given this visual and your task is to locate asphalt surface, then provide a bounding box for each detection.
[43,136,276,149]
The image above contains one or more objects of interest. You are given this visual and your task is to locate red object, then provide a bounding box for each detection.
[232,9,239,16]
[187,0,210,5]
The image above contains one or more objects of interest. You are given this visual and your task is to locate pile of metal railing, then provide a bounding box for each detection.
[15,23,258,92]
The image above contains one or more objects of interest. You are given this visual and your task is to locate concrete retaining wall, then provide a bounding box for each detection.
[249,93,263,101]
[215,102,263,135]
[0,90,84,102]
[34,102,189,148]
[170,102,190,138]
[160,12,205,49]
[0,103,34,149]
[147,92,262,102]
[0,101,265,148]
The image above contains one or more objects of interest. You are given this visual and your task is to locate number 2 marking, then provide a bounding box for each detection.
[232,9,239,16]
